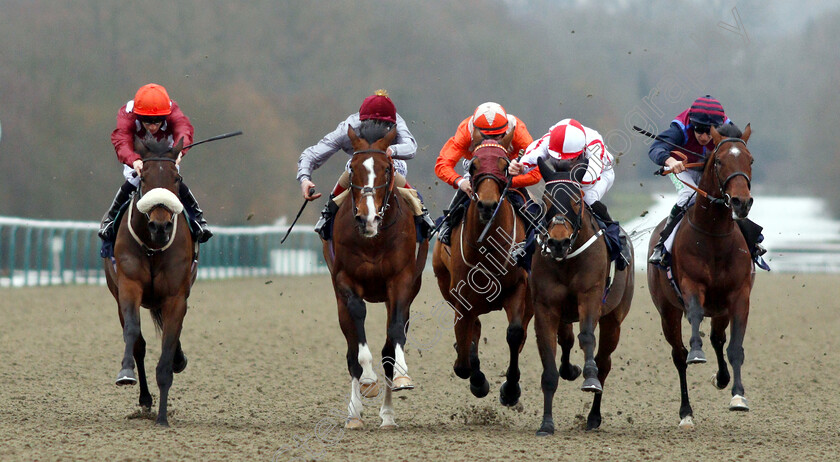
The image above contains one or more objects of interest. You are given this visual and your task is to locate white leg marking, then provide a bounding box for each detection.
[358,343,378,384]
[679,415,695,429]
[347,378,363,423]
[379,387,396,428]
[394,344,409,378]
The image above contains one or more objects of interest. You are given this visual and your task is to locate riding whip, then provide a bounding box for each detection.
[183,131,243,150]
[281,187,316,244]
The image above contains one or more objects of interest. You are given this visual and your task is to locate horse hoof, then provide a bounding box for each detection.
[379,422,398,430]
[729,394,750,411]
[470,379,490,398]
[345,418,364,429]
[156,419,170,428]
[536,427,555,437]
[359,381,380,398]
[710,373,725,390]
[391,375,415,391]
[678,416,695,429]
[581,377,603,394]
[560,364,582,381]
[499,381,521,407]
[115,369,137,386]
[687,350,706,364]
[173,353,188,374]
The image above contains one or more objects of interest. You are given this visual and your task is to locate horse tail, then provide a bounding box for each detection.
[150,307,164,334]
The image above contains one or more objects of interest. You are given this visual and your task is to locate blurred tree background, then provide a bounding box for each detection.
[1,0,838,225]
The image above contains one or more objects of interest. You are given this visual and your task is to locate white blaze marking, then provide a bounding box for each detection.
[362,157,377,224]
[729,147,741,157]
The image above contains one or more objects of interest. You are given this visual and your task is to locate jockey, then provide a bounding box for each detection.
[434,102,540,246]
[509,118,630,270]
[99,83,212,243]
[297,89,435,240]
[647,95,766,266]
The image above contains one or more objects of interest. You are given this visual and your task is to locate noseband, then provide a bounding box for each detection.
[131,156,181,254]
[349,149,394,221]
[537,179,604,261]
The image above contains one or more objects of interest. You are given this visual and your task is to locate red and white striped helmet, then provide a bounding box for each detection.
[471,102,509,135]
[548,118,586,160]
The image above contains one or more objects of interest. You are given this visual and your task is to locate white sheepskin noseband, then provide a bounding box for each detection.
[136,188,184,214]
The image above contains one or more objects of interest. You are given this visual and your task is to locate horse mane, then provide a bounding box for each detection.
[717,123,743,138]
[358,119,395,144]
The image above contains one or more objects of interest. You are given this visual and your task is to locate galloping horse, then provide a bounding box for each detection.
[103,138,196,427]
[325,122,429,429]
[530,157,634,434]
[432,130,533,407]
[647,124,755,429]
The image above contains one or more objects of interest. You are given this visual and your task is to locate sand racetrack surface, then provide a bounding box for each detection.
[1,271,838,461]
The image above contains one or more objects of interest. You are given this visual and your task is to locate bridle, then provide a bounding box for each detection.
[129,156,182,254]
[348,149,395,224]
[708,138,752,208]
[537,179,603,262]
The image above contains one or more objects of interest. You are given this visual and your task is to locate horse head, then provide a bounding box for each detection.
[347,121,397,238]
[536,156,588,260]
[709,124,754,219]
[468,128,514,223]
[134,137,185,247]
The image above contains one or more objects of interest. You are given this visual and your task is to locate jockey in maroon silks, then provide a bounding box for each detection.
[99,83,212,243]
[648,95,766,268]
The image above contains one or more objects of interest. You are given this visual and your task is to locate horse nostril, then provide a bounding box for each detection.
[355,216,367,227]
[730,197,741,208]
[747,197,754,209]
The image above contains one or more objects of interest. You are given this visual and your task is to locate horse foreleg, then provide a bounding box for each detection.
[710,315,731,390]
[577,293,602,393]
[587,312,622,431]
[660,305,694,428]
[685,293,707,364]
[534,301,560,436]
[558,322,581,381]
[133,333,153,411]
[336,290,374,428]
[116,285,142,386]
[499,283,528,407]
[155,297,187,427]
[726,291,750,411]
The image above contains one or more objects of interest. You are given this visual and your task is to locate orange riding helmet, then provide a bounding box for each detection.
[133,83,172,116]
[471,102,509,135]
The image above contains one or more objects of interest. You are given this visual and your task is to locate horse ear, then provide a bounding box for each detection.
[469,127,483,152]
[347,125,361,149]
[710,125,723,145]
[383,125,397,146]
[537,156,555,179]
[500,127,515,150]
[172,138,184,159]
[569,160,588,183]
[133,136,149,157]
[742,123,751,143]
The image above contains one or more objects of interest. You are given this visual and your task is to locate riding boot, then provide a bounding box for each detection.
[314,196,339,241]
[415,206,437,241]
[179,182,213,243]
[736,217,768,267]
[438,190,470,246]
[649,203,686,266]
[98,180,137,241]
[591,201,631,270]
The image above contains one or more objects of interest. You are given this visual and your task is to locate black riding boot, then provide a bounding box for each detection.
[179,182,213,243]
[649,203,686,266]
[591,201,630,270]
[437,189,469,246]
[98,180,137,241]
[736,218,767,258]
[314,196,339,241]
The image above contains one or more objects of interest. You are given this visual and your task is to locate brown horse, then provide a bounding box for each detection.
[324,122,429,429]
[530,157,634,434]
[103,138,196,427]
[647,124,755,429]
[432,131,533,407]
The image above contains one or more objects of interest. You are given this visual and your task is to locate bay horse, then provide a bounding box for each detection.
[530,157,634,434]
[103,137,196,427]
[647,124,755,429]
[324,122,429,429]
[431,129,533,408]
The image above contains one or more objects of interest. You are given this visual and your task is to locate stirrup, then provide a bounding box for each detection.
[648,245,665,265]
[754,243,767,257]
